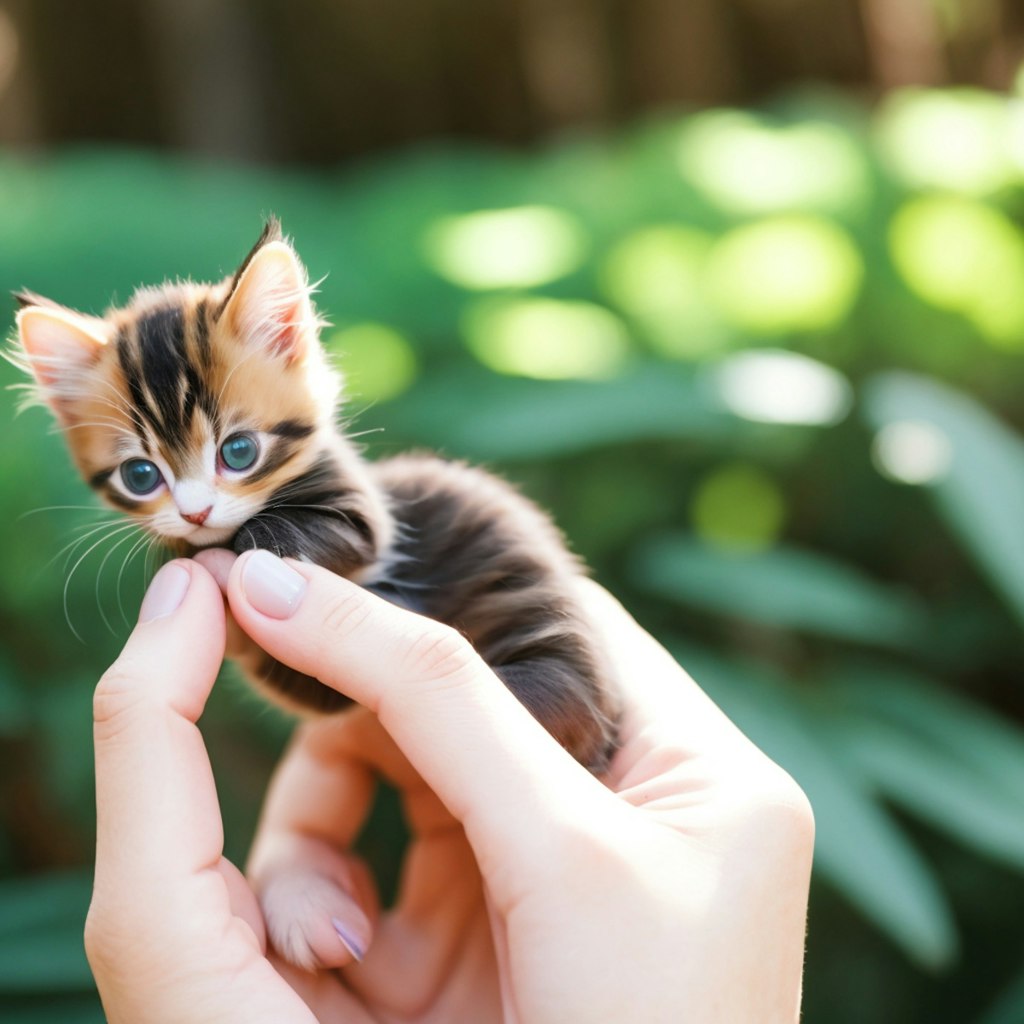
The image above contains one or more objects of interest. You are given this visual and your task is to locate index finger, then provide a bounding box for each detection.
[225,551,623,873]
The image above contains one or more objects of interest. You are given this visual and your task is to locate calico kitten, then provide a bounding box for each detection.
[12,219,619,772]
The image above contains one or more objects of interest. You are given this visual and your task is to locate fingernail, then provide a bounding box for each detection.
[139,562,191,623]
[241,550,307,619]
[332,917,365,962]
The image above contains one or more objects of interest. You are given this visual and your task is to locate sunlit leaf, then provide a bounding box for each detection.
[825,713,1024,872]
[379,364,742,460]
[676,644,957,968]
[863,373,1024,628]
[829,664,1024,801]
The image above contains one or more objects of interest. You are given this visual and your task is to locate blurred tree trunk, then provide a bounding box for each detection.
[0,0,1020,164]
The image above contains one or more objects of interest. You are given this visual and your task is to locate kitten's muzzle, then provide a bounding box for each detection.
[181,506,213,527]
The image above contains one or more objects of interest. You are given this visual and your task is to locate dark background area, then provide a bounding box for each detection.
[1,0,1023,162]
[1,2,1024,1022]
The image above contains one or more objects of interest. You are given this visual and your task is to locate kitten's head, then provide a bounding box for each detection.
[12,219,346,550]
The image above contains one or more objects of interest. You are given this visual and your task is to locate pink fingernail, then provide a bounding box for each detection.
[241,550,307,619]
[139,562,191,623]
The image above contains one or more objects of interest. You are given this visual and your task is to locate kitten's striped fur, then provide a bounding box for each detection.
[13,219,619,771]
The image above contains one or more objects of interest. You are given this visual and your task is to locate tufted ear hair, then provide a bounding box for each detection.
[220,219,320,363]
[14,303,111,423]
[13,289,63,311]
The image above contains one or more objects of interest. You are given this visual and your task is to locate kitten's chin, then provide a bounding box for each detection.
[159,523,238,550]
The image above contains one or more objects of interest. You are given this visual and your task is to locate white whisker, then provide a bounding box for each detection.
[117,531,153,627]
[62,521,139,643]
[95,526,143,637]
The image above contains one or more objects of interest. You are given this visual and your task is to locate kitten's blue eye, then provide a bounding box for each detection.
[120,459,162,495]
[220,433,259,472]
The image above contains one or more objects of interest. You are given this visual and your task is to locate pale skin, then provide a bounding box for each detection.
[85,551,814,1023]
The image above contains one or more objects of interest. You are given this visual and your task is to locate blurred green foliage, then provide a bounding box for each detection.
[2,86,1024,1022]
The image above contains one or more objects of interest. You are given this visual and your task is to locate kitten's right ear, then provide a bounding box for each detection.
[15,305,110,421]
[219,221,319,363]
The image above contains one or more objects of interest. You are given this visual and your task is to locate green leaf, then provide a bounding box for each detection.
[377,364,741,460]
[978,964,1024,1024]
[674,644,957,968]
[635,535,928,650]
[825,713,1024,872]
[829,663,1024,803]
[863,372,1024,628]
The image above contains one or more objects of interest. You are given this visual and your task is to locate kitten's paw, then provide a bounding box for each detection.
[259,865,372,972]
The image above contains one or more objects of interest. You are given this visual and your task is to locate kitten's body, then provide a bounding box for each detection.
[13,220,619,772]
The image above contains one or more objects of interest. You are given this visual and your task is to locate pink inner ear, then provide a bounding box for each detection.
[269,300,305,361]
[18,308,108,391]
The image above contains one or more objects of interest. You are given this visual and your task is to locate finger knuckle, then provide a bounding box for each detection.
[744,765,816,852]
[400,622,478,683]
[320,587,373,641]
[92,666,147,741]
[766,775,816,846]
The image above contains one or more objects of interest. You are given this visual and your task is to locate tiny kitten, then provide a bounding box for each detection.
[12,219,619,773]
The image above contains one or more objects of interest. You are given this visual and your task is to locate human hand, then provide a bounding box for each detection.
[85,560,372,1024]
[87,551,813,1022]
[200,548,813,1022]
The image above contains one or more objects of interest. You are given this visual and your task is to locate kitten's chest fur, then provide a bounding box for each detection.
[223,445,619,773]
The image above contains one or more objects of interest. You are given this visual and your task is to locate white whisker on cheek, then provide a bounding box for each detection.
[117,529,153,627]
[58,520,140,643]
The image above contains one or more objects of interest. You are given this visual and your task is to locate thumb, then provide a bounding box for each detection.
[92,560,227,903]
[225,551,616,873]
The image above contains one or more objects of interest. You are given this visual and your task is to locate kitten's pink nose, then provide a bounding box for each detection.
[181,506,213,527]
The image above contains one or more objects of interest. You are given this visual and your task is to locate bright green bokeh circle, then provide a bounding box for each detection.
[327,323,419,402]
[691,463,786,552]
[707,216,863,333]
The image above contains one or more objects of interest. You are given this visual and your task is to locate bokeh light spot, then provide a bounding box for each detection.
[679,110,868,214]
[707,216,863,333]
[600,225,722,357]
[602,225,711,316]
[709,349,852,426]
[462,297,629,380]
[889,196,1024,347]
[423,206,586,290]
[327,323,418,403]
[876,89,1023,194]
[872,421,952,485]
[691,463,786,551]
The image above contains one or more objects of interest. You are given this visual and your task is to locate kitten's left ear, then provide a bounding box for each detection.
[220,233,318,363]
[15,305,110,422]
